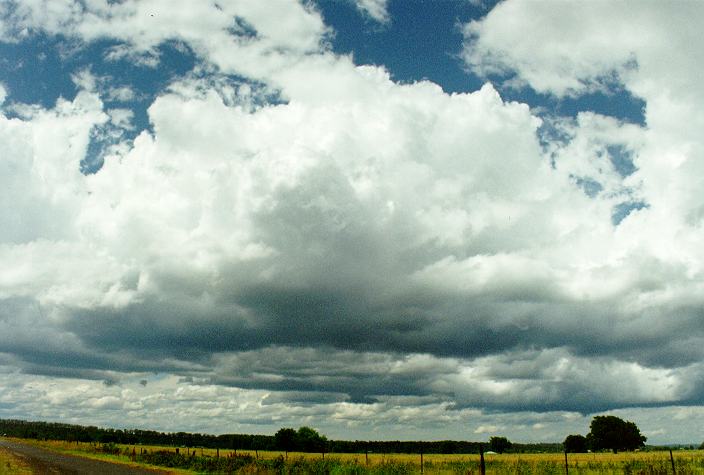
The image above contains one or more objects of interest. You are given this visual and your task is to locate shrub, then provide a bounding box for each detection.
[96,442,120,455]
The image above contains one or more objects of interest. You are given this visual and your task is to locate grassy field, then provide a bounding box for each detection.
[0,447,32,475]
[142,447,704,474]
[5,438,704,474]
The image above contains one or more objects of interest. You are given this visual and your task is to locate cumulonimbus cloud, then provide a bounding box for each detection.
[1,0,704,439]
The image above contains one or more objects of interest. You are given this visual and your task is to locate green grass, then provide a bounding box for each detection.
[7,439,704,474]
[0,447,32,475]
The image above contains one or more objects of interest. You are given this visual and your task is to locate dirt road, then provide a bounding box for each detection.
[0,439,172,474]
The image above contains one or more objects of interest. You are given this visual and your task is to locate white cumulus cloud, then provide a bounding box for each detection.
[354,0,390,24]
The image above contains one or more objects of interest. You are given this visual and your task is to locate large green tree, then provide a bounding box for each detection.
[296,426,327,453]
[489,436,512,454]
[563,434,588,453]
[274,427,297,452]
[586,415,646,453]
[274,427,327,453]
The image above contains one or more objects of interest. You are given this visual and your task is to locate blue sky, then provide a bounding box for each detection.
[1,0,704,445]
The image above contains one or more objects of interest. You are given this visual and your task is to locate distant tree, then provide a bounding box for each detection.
[296,426,327,453]
[586,415,646,453]
[563,434,588,453]
[274,427,297,452]
[489,436,512,454]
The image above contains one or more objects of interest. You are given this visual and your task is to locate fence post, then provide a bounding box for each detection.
[479,444,486,475]
[670,449,676,475]
[365,450,369,465]
[564,450,569,475]
[420,452,424,474]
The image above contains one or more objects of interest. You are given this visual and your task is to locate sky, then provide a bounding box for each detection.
[1,0,704,445]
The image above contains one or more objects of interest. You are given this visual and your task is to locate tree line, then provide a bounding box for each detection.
[0,419,274,449]
[0,419,561,454]
[3,416,651,454]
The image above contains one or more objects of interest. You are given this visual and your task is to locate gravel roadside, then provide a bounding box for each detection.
[0,439,173,475]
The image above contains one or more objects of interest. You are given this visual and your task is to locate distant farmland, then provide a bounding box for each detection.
[1,419,702,474]
[3,438,704,474]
